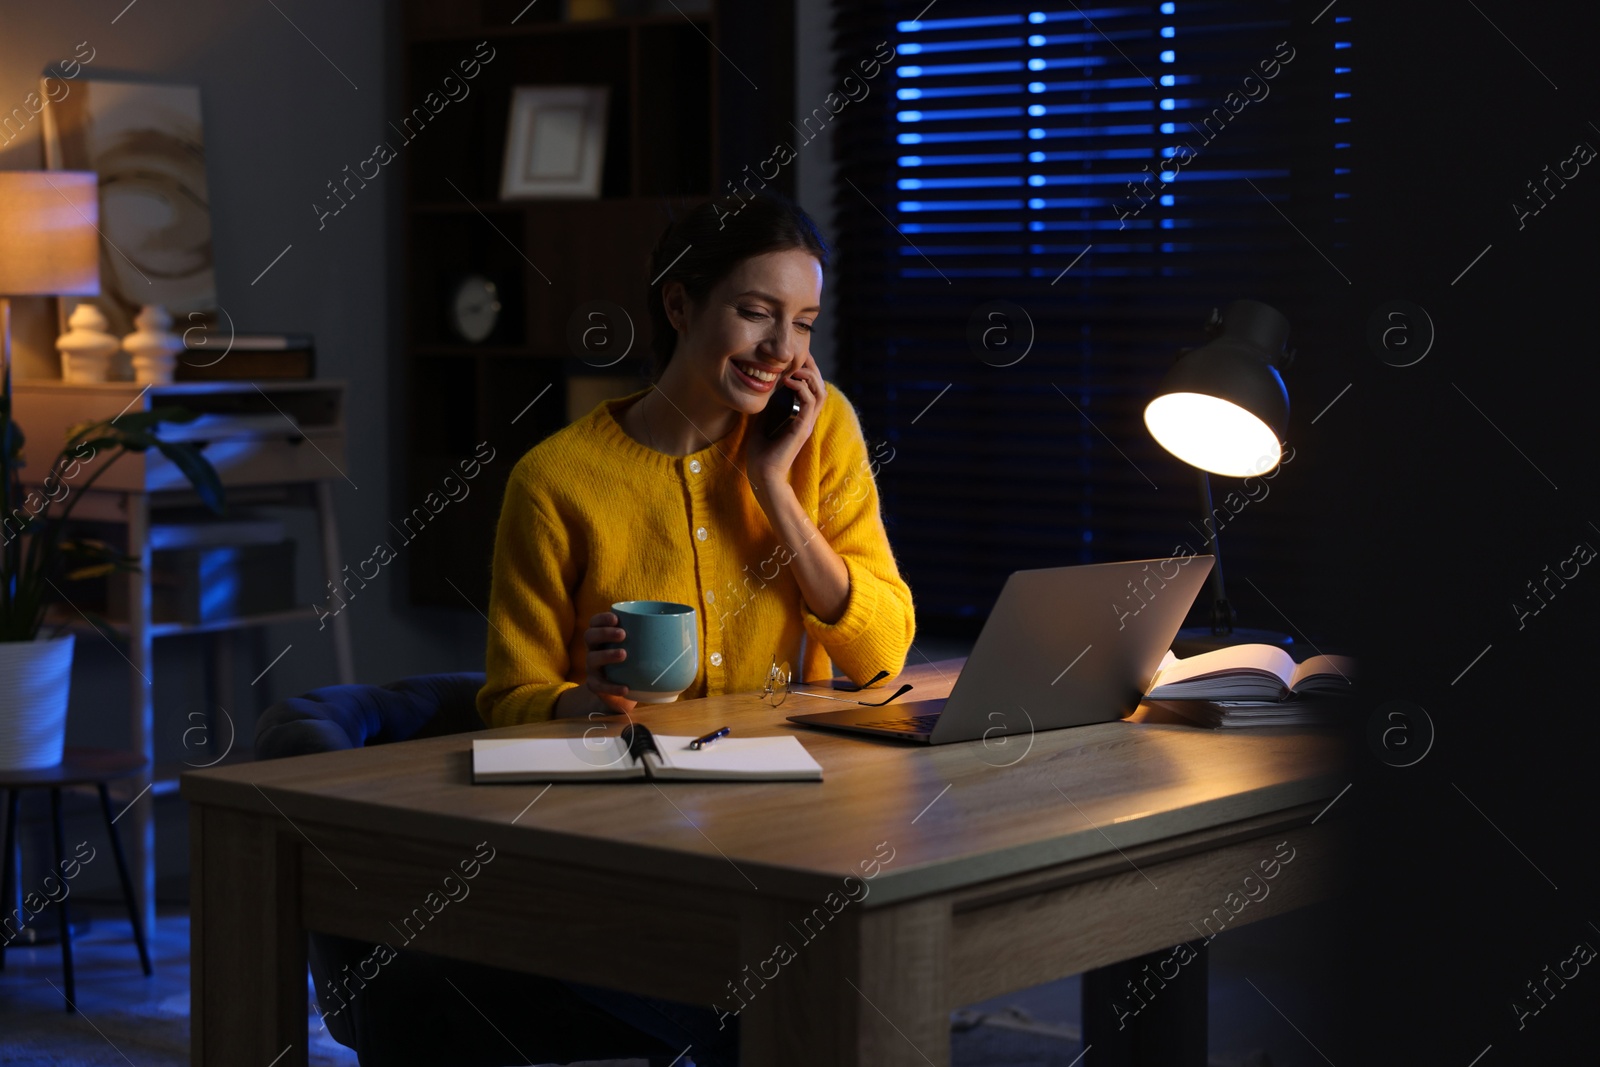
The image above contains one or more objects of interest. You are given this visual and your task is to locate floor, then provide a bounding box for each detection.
[0,898,1343,1066]
[0,904,357,1066]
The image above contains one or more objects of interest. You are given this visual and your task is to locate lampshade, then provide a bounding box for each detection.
[0,171,101,297]
[1144,299,1290,478]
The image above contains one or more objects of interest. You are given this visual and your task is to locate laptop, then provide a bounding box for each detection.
[787,555,1214,744]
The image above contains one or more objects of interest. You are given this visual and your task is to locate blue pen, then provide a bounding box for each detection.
[689,726,731,750]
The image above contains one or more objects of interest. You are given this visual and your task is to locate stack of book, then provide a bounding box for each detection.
[106,512,296,624]
[175,332,314,381]
[1143,644,1357,728]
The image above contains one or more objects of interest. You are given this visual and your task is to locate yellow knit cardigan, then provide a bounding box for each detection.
[476,384,916,726]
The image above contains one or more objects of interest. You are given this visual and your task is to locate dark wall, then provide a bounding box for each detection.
[1338,3,1600,1060]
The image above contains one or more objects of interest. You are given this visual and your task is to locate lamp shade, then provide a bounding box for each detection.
[1144,299,1290,478]
[0,171,101,297]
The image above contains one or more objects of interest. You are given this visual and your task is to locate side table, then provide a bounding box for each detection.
[0,749,153,1012]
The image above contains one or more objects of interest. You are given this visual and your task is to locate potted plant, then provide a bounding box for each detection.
[0,373,223,770]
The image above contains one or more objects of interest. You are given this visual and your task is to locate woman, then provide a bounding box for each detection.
[477,193,915,726]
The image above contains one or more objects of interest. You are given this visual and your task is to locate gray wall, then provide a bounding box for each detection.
[1,0,483,892]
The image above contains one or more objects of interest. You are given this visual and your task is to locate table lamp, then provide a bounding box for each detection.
[1144,299,1293,653]
[0,171,102,386]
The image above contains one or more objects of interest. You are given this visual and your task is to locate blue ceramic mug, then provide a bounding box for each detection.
[602,600,699,703]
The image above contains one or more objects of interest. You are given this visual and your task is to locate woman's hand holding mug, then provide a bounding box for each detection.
[554,611,638,718]
[555,601,698,716]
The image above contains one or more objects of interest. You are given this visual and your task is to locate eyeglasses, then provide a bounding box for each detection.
[760,657,913,708]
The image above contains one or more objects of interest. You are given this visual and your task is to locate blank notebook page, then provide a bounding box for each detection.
[472,737,638,781]
[646,735,824,781]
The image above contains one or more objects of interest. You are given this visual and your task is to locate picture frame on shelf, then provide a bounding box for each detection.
[499,86,609,200]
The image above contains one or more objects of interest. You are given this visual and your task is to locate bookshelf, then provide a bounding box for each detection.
[398,0,795,607]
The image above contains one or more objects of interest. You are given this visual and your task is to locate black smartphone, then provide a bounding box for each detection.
[762,385,801,439]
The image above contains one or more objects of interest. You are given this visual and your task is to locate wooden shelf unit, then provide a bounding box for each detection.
[399,0,795,607]
[44,605,325,640]
[10,378,356,937]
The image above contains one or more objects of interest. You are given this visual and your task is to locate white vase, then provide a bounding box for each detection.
[57,303,120,384]
[130,350,178,384]
[0,634,75,770]
[124,304,183,385]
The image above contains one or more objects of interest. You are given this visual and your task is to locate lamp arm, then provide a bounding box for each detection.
[1196,469,1236,635]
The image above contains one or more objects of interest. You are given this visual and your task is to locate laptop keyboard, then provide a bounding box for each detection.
[852,713,941,733]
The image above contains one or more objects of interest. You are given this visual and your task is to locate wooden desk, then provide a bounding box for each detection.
[182,657,1345,1066]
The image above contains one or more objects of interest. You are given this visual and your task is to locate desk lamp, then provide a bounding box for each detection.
[0,172,102,386]
[1144,299,1293,654]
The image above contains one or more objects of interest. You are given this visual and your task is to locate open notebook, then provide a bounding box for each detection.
[472,723,823,783]
[1146,644,1356,702]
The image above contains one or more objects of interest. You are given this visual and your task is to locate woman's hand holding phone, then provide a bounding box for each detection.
[553,611,639,718]
[746,351,826,492]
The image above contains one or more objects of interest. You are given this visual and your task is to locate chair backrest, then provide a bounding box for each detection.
[252,671,487,1054]
[253,672,488,760]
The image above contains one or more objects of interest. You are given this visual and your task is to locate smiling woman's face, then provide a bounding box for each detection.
[665,248,824,416]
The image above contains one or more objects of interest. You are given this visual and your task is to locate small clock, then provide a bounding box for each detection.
[450,274,502,343]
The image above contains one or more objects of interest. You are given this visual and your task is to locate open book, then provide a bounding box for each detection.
[1146,645,1355,702]
[472,723,823,783]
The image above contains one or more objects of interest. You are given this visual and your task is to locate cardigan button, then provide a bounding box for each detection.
[688,459,702,474]
[710,652,723,667]
[695,526,708,541]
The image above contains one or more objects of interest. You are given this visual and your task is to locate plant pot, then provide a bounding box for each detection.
[0,634,75,770]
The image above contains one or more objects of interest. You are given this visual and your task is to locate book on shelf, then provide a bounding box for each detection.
[149,515,287,550]
[182,332,314,351]
[1146,644,1355,702]
[175,333,315,381]
[107,541,297,625]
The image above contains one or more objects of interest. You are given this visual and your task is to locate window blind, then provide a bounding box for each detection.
[830,0,1348,629]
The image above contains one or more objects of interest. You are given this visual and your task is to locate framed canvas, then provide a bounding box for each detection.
[500,85,609,200]
[40,77,217,339]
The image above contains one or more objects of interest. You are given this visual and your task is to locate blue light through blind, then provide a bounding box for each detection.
[1332,15,1352,225]
[887,6,1294,280]
[831,0,1337,624]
